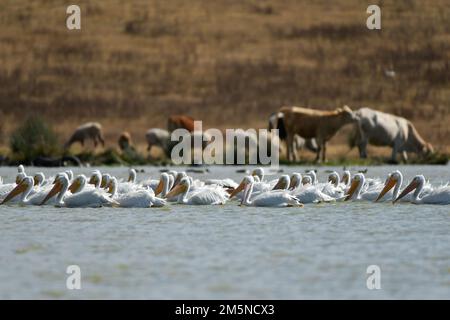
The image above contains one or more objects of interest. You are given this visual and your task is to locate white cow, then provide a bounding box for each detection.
[353,108,433,162]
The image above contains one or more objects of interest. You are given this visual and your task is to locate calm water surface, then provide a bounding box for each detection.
[0,165,449,299]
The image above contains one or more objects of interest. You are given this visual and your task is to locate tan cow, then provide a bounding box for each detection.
[280,106,356,162]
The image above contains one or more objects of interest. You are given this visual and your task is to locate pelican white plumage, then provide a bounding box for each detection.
[376,171,434,203]
[1,174,84,206]
[240,176,303,207]
[108,177,165,208]
[344,173,383,201]
[321,171,346,199]
[165,177,228,205]
[0,172,26,201]
[394,175,450,205]
[40,174,117,208]
[1,176,37,205]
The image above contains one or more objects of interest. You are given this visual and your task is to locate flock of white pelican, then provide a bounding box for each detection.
[1,165,449,208]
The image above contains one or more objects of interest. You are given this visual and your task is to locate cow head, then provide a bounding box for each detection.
[338,105,357,122]
[421,142,434,156]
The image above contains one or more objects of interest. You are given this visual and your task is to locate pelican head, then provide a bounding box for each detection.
[34,172,45,187]
[165,177,190,199]
[69,175,86,194]
[16,172,26,184]
[375,170,402,202]
[1,176,33,204]
[100,174,111,189]
[345,173,364,201]
[394,175,425,204]
[65,170,74,181]
[342,170,351,186]
[230,176,255,198]
[251,167,264,182]
[306,170,317,184]
[302,175,312,186]
[289,173,302,190]
[107,177,118,197]
[172,172,187,189]
[328,171,340,187]
[89,171,102,188]
[17,164,25,174]
[155,173,169,196]
[272,175,290,190]
[128,168,137,183]
[40,173,69,205]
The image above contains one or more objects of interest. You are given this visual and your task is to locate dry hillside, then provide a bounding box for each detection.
[0,0,449,158]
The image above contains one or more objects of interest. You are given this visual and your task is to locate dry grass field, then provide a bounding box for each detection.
[0,0,449,160]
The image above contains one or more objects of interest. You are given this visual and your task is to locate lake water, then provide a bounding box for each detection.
[0,165,449,299]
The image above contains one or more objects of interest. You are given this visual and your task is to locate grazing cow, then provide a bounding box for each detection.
[146,128,171,157]
[168,115,195,132]
[352,108,434,162]
[280,106,356,162]
[146,128,210,161]
[268,112,318,161]
[64,122,105,150]
[118,131,132,151]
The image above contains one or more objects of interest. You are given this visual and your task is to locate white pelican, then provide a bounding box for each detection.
[321,171,346,199]
[153,173,171,197]
[376,171,434,203]
[0,172,26,200]
[341,170,351,188]
[271,175,291,191]
[344,173,383,201]
[100,173,111,189]
[289,175,335,203]
[1,176,37,205]
[108,177,165,208]
[229,175,273,200]
[394,175,450,205]
[40,174,117,208]
[239,176,303,207]
[1,174,84,206]
[88,170,102,188]
[165,177,228,205]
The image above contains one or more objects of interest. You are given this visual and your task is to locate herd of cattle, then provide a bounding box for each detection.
[64,106,433,163]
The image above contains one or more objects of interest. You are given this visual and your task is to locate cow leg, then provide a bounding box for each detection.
[402,151,408,163]
[98,133,105,147]
[292,138,298,162]
[358,137,368,159]
[93,138,98,148]
[322,142,327,163]
[390,144,398,163]
[286,135,293,162]
[315,141,322,163]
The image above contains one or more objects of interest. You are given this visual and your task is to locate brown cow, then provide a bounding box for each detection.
[280,106,356,162]
[167,115,195,132]
[118,131,132,151]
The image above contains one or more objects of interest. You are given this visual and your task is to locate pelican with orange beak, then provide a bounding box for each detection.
[1,174,61,206]
[375,171,403,202]
[272,175,290,191]
[394,175,450,205]
[40,174,117,207]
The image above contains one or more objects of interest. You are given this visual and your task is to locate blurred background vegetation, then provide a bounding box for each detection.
[0,0,449,162]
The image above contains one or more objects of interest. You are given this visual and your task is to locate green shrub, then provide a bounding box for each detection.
[10,116,60,163]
